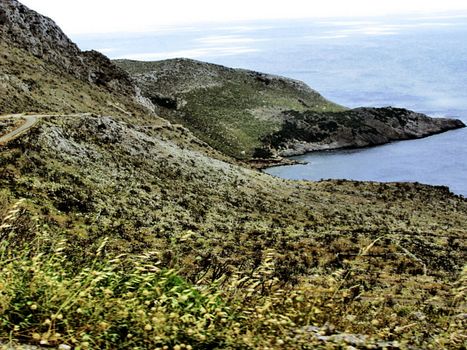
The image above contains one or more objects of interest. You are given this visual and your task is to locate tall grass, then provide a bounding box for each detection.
[0,224,324,349]
[0,200,465,349]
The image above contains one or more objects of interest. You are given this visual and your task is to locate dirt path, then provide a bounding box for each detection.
[0,115,40,144]
[0,113,95,146]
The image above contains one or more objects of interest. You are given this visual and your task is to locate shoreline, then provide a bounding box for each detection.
[255,120,466,170]
[249,157,306,170]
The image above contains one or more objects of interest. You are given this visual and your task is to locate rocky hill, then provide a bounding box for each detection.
[0,2,466,349]
[0,0,153,115]
[115,58,345,159]
[115,58,465,161]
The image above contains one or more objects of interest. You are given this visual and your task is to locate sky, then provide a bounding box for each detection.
[20,0,467,34]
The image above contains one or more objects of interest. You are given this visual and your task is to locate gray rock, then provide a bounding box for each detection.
[0,0,138,98]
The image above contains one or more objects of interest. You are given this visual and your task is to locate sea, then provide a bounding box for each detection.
[72,14,467,197]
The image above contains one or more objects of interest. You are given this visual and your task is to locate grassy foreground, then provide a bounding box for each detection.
[0,217,465,349]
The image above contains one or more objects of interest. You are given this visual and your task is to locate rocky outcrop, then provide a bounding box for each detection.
[0,0,80,69]
[82,50,136,96]
[258,107,466,157]
[0,0,136,97]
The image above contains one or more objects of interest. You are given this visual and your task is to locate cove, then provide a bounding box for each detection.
[264,116,467,197]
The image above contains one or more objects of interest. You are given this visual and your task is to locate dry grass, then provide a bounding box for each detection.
[0,200,465,349]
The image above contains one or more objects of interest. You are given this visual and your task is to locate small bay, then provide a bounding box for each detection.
[264,115,467,196]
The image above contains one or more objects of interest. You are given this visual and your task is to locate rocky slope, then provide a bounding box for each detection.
[0,0,133,95]
[115,58,465,161]
[262,107,466,156]
[0,0,153,115]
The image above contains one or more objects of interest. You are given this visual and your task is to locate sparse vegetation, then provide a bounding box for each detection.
[0,115,466,348]
[0,2,466,348]
[0,199,465,349]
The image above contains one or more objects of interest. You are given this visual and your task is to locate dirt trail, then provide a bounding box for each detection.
[0,113,80,145]
[0,113,98,146]
[0,114,41,144]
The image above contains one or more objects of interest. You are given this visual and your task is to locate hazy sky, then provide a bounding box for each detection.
[21,0,467,34]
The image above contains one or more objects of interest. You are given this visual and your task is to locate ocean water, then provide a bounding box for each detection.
[73,14,467,196]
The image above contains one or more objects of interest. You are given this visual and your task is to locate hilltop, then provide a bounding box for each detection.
[0,0,153,116]
[0,1,466,349]
[115,58,464,162]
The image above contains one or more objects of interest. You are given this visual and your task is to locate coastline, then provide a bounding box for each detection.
[249,157,306,170]
[256,119,465,172]
[256,117,466,167]
[261,121,467,197]
[274,116,466,158]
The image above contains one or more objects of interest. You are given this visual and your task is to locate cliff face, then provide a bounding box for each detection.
[116,59,465,161]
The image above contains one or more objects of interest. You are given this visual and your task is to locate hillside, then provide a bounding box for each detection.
[0,0,153,116]
[115,58,464,161]
[115,58,345,159]
[0,1,466,349]
[2,112,466,349]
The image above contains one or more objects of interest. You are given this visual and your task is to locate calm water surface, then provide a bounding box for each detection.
[73,14,467,196]
[265,118,467,196]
